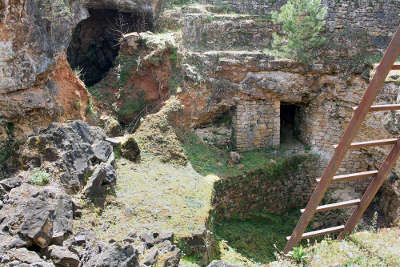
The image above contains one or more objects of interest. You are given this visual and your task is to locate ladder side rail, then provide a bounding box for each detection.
[284,27,400,254]
[338,139,400,239]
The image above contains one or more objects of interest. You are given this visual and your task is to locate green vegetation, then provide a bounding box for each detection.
[168,47,182,95]
[38,0,73,22]
[118,91,146,119]
[183,132,314,179]
[117,55,137,88]
[215,211,299,264]
[271,0,327,64]
[289,245,307,264]
[30,168,51,186]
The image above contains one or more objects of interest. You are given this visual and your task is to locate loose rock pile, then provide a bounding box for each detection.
[0,121,182,266]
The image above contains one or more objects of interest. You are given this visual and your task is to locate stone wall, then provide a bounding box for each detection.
[204,0,400,41]
[233,97,280,151]
[213,152,320,220]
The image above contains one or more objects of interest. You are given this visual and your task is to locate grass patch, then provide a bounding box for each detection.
[215,210,299,264]
[183,132,313,178]
[183,132,274,177]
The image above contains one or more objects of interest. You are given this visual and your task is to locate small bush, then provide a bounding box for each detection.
[289,245,307,264]
[271,0,327,64]
[30,168,51,186]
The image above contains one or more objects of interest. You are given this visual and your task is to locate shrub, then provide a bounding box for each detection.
[271,0,327,64]
[30,168,51,186]
[289,245,308,264]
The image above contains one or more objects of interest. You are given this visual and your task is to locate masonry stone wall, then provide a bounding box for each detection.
[233,97,280,151]
[204,0,400,38]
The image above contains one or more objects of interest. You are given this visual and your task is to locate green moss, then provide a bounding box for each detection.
[118,91,146,119]
[117,55,137,88]
[183,132,316,179]
[215,210,299,264]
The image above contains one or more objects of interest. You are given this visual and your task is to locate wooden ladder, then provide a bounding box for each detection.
[284,26,400,254]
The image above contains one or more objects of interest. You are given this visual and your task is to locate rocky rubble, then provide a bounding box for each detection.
[0,120,181,266]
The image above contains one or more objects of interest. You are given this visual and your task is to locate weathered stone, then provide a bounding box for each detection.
[20,196,55,248]
[9,248,42,264]
[229,152,242,164]
[142,249,158,265]
[48,245,79,267]
[83,163,116,198]
[86,244,139,267]
[207,261,240,267]
[0,176,22,191]
[0,184,74,249]
[104,117,121,137]
[17,121,114,191]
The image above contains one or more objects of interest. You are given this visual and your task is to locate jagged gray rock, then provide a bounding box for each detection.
[18,121,114,191]
[1,184,74,249]
[48,245,79,267]
[86,244,139,267]
[83,163,116,198]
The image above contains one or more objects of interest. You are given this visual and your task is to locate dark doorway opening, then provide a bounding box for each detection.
[67,8,153,87]
[280,103,301,144]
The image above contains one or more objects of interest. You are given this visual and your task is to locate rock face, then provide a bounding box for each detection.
[0,0,165,144]
[0,0,89,141]
[15,121,114,192]
[86,31,177,123]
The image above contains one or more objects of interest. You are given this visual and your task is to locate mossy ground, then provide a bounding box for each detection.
[75,153,215,242]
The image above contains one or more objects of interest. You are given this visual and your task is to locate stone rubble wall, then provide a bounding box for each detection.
[233,97,280,151]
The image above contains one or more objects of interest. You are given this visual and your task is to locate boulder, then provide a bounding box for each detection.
[0,176,22,191]
[9,248,42,264]
[86,244,139,267]
[121,136,140,162]
[103,117,121,137]
[48,245,79,267]
[83,163,116,198]
[229,152,242,164]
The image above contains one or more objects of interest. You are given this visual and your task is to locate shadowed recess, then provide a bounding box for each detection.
[67,8,153,86]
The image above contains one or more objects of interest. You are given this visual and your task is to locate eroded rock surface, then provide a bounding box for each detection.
[16,121,114,192]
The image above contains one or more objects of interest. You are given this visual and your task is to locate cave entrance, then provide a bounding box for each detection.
[280,102,301,144]
[67,8,153,87]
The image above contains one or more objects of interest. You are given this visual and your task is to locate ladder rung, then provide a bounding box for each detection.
[333,138,398,149]
[353,104,400,112]
[286,225,345,241]
[392,65,400,70]
[316,170,378,182]
[300,199,361,213]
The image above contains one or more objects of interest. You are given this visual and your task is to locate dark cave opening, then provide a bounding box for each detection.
[280,102,301,144]
[67,8,153,87]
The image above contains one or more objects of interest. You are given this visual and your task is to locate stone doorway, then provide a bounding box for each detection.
[280,102,301,145]
[67,8,153,87]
